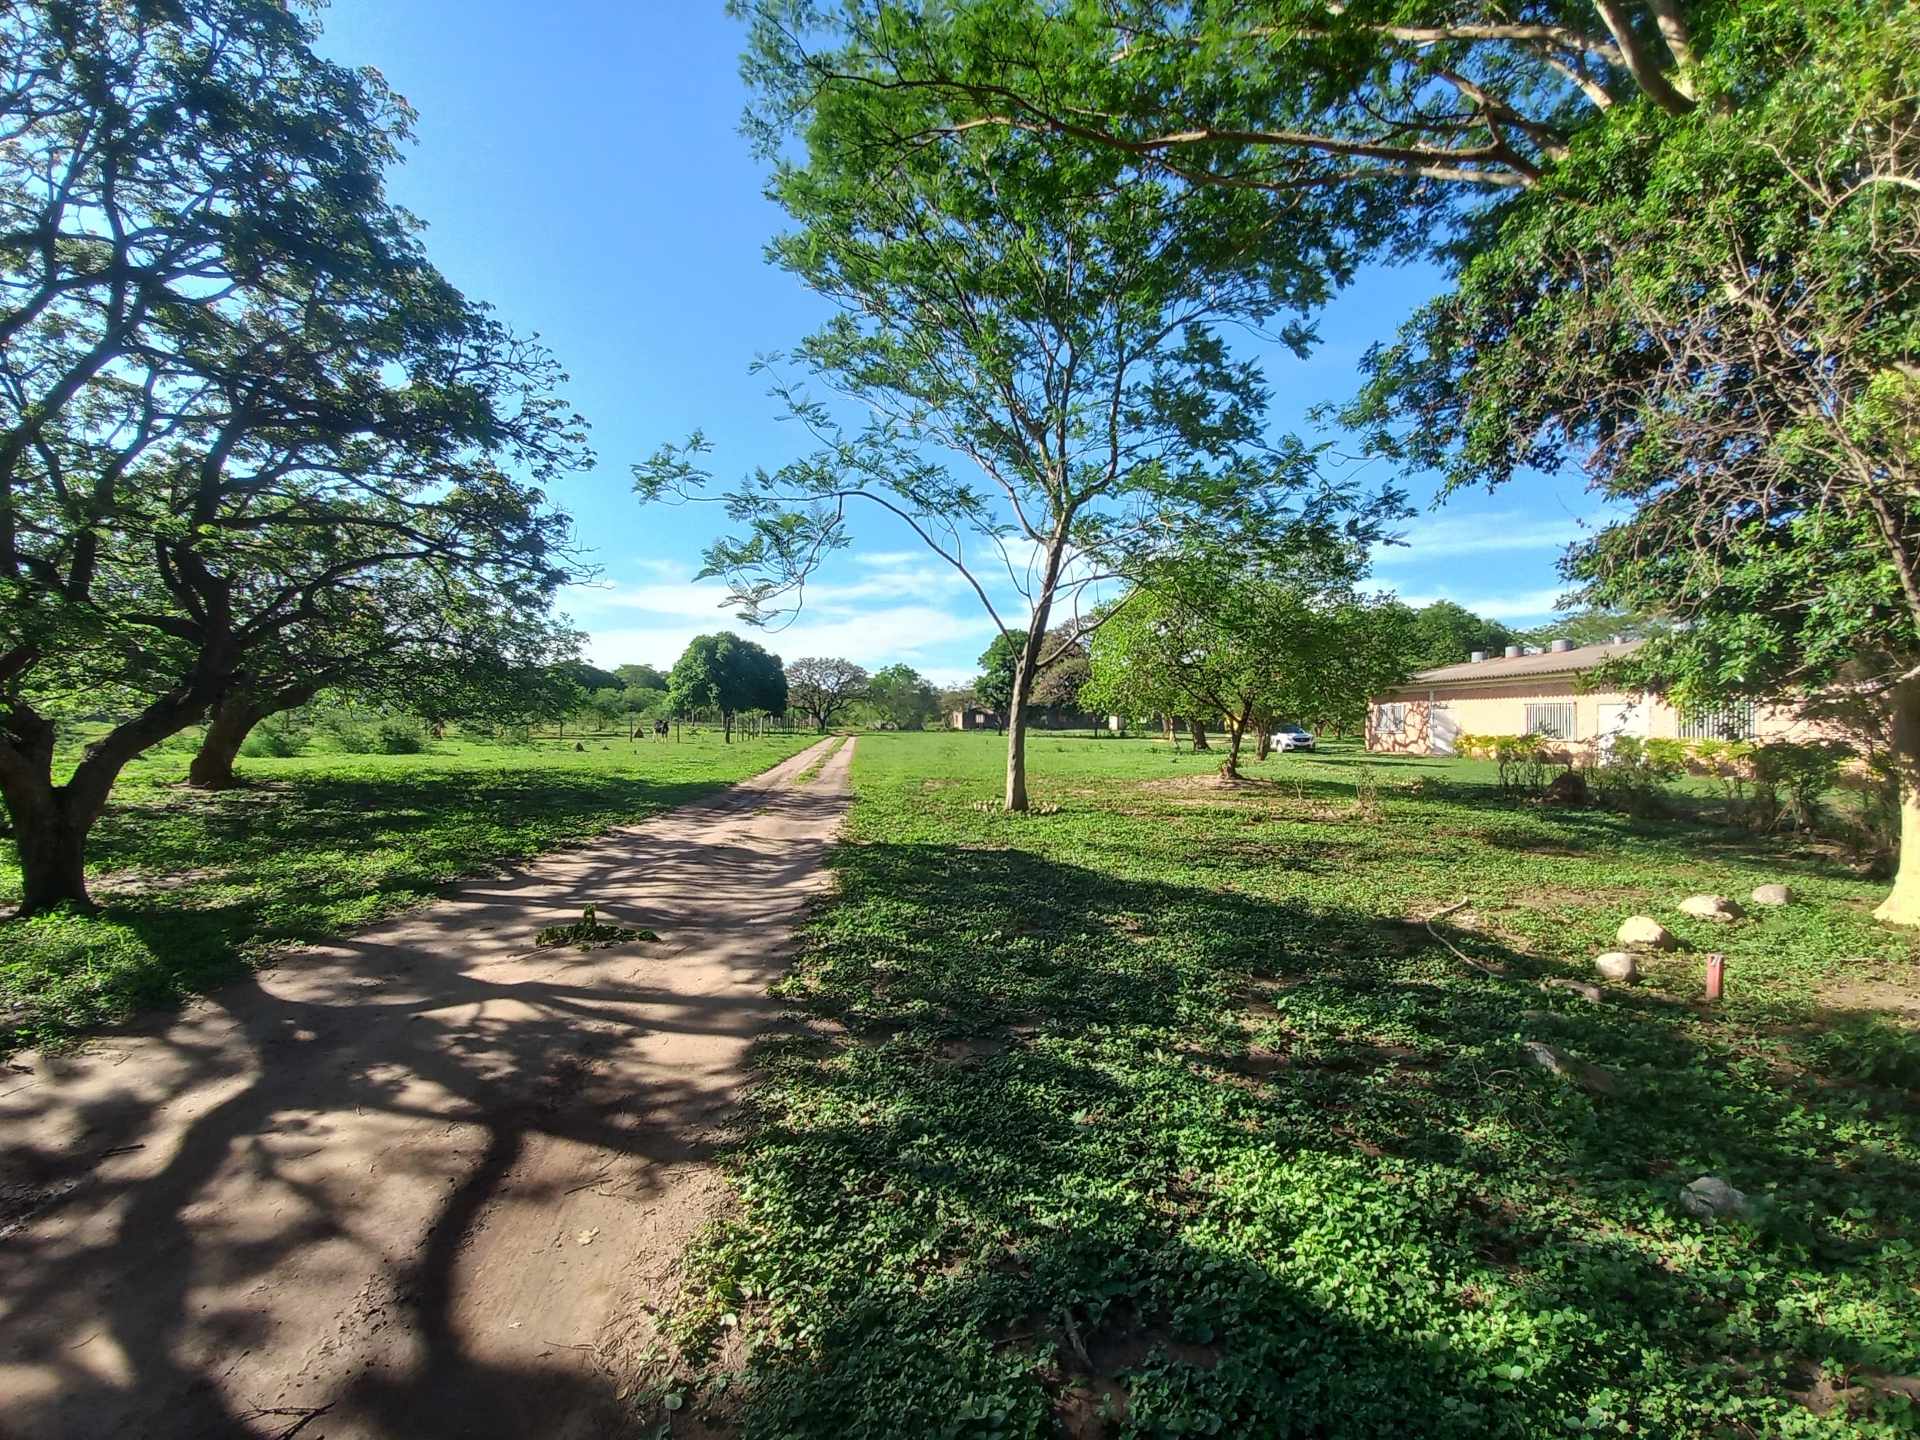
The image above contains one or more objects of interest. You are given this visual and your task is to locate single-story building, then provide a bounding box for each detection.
[1366,639,1827,757]
[950,706,1004,731]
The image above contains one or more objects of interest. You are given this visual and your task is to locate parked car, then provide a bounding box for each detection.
[1271,724,1316,753]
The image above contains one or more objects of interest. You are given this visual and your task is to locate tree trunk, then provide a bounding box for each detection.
[11,793,93,915]
[188,696,264,789]
[1005,657,1035,811]
[1220,703,1252,781]
[1255,726,1272,762]
[1876,680,1920,926]
[1189,718,1210,752]
[1162,715,1175,746]
[1,716,102,914]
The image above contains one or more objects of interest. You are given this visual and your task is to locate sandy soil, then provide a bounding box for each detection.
[0,737,855,1440]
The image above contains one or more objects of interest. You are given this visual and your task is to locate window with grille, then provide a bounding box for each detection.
[1376,702,1407,735]
[1525,702,1577,740]
[1678,702,1757,741]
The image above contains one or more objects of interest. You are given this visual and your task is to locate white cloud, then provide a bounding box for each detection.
[585,603,998,672]
[572,540,1105,681]
[1381,585,1572,621]
[1371,510,1599,566]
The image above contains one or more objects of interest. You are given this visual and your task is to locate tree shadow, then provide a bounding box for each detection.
[0,767,851,1439]
[666,842,1920,1437]
[2,768,749,1053]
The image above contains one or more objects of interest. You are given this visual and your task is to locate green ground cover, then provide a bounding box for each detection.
[0,730,811,1053]
[656,731,1920,1439]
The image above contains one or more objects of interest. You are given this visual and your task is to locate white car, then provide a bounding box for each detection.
[1271,724,1316,752]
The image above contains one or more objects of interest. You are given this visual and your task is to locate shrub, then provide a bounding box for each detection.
[1465,734,1557,795]
[1839,752,1900,872]
[326,724,376,753]
[239,725,303,758]
[1750,740,1848,831]
[374,720,426,754]
[1643,738,1693,773]
[1587,734,1683,816]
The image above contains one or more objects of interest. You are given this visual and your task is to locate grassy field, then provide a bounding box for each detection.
[654,731,1920,1438]
[0,729,812,1053]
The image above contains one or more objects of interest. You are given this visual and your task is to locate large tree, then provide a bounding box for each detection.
[751,3,1920,911]
[667,633,788,741]
[1404,600,1518,670]
[727,2,1723,250]
[187,582,582,788]
[638,4,1401,811]
[1342,3,1920,920]
[614,662,669,692]
[0,0,586,913]
[1084,539,1404,778]
[787,655,869,732]
[1029,623,1092,719]
[863,662,939,729]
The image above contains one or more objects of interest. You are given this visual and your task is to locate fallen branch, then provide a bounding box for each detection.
[1524,1041,1625,1097]
[1419,898,1509,977]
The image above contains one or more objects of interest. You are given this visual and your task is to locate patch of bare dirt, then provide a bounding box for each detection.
[0,739,855,1440]
[89,867,221,898]
[1047,1309,1222,1440]
[1814,974,1920,1020]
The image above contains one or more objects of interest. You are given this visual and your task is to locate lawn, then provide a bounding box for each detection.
[652,731,1920,1438]
[0,728,813,1054]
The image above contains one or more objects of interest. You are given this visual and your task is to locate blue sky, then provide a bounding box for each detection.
[320,1,1602,686]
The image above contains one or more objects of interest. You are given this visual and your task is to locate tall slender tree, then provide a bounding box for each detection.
[638,4,1400,809]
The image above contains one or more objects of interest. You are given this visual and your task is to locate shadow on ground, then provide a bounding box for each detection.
[664,841,1920,1438]
[0,767,851,1440]
[1,766,744,1053]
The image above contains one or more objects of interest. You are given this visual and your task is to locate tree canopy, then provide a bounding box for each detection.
[1400,601,1519,671]
[787,656,870,732]
[1085,539,1409,776]
[1341,1,1920,918]
[667,633,788,740]
[0,0,588,912]
[863,663,940,729]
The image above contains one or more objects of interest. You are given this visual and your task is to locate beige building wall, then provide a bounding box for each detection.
[1367,677,1830,757]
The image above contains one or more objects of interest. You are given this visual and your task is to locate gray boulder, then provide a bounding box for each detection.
[1616,915,1678,950]
[1679,893,1744,922]
[1679,1175,1751,1222]
[1749,883,1794,907]
[1593,951,1640,984]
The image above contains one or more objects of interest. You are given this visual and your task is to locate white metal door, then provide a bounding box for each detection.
[1595,700,1648,753]
[1429,703,1459,757]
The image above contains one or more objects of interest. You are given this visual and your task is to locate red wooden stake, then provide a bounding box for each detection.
[1704,952,1725,1003]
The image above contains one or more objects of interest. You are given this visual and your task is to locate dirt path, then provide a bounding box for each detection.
[0,737,855,1440]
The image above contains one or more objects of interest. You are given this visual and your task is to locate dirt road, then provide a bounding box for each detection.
[0,737,855,1439]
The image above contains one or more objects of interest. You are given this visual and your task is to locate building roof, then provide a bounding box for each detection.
[1399,638,1644,688]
